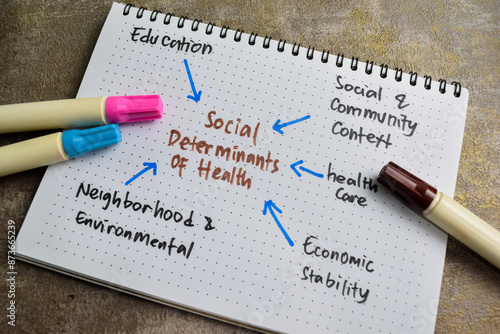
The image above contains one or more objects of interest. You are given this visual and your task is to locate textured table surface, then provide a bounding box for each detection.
[0,0,498,333]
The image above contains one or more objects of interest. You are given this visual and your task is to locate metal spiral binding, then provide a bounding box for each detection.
[395,68,403,82]
[122,3,462,97]
[350,57,358,71]
[263,36,272,49]
[336,54,344,67]
[409,72,418,86]
[177,17,187,29]
[424,75,432,90]
[306,47,314,60]
[321,50,329,64]
[191,20,201,32]
[205,23,214,35]
[451,82,461,97]
[380,64,388,78]
[438,79,447,94]
[248,33,257,45]
[163,13,173,25]
[150,10,160,22]
[277,39,286,52]
[219,26,229,39]
[365,61,373,75]
[136,7,145,19]
[123,3,133,15]
[234,29,243,42]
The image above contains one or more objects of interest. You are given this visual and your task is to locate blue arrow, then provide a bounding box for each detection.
[125,162,157,186]
[273,115,311,134]
[183,59,202,102]
[263,200,294,246]
[290,160,324,178]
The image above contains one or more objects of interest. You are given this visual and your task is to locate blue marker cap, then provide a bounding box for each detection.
[62,124,122,158]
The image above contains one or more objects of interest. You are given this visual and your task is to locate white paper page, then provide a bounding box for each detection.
[17,3,469,333]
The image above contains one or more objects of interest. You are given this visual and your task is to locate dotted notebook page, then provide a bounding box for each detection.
[17,2,469,334]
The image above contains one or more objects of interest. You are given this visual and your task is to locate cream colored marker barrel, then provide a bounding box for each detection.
[0,97,107,133]
[424,192,500,269]
[0,133,68,177]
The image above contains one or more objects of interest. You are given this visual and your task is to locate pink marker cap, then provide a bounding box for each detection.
[105,95,163,123]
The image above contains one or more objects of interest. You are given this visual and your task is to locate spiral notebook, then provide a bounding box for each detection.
[17,2,469,333]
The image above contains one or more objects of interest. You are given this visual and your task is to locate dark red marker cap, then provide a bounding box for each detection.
[377,161,437,213]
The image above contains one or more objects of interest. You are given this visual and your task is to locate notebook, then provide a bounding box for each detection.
[16,2,469,333]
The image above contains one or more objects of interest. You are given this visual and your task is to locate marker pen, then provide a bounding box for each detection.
[0,124,121,177]
[0,95,163,133]
[377,161,500,269]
